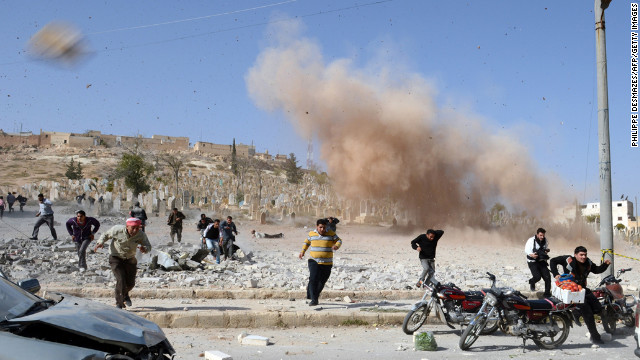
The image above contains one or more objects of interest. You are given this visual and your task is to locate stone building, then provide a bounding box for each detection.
[194,141,255,157]
[0,130,48,147]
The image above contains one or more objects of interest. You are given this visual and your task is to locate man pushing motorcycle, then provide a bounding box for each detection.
[550,246,611,345]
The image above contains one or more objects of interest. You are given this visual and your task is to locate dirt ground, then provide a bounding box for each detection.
[162,323,639,360]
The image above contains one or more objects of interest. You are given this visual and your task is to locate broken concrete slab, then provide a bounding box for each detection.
[241,335,269,346]
[204,350,233,360]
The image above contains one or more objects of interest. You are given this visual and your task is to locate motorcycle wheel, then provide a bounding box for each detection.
[602,305,617,334]
[459,313,487,350]
[479,307,499,335]
[624,314,635,327]
[402,300,433,335]
[532,314,570,350]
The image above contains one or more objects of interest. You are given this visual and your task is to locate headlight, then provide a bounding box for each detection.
[485,293,498,306]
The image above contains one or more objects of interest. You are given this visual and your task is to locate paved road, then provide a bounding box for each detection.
[164,322,638,360]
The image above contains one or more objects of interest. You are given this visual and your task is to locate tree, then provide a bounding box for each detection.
[162,153,185,206]
[285,153,303,184]
[65,158,83,180]
[231,138,238,176]
[252,158,271,206]
[113,153,154,198]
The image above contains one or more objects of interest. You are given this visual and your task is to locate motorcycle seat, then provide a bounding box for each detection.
[527,299,555,310]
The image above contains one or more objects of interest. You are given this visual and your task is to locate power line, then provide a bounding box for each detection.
[87,0,298,35]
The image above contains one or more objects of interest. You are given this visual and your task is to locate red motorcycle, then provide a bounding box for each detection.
[402,274,501,335]
[593,268,637,333]
[459,272,575,351]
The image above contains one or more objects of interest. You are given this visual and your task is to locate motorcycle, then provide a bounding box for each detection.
[402,274,501,335]
[593,267,638,333]
[459,272,575,351]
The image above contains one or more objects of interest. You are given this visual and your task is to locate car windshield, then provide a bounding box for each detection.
[0,276,41,321]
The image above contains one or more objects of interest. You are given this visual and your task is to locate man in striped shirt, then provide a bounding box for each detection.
[299,218,342,306]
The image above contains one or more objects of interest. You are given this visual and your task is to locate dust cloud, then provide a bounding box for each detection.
[246,22,572,228]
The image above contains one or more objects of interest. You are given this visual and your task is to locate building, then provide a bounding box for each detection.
[0,129,47,147]
[581,200,636,228]
[194,141,255,157]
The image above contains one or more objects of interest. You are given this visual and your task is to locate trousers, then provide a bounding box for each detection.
[109,255,137,307]
[528,261,551,294]
[75,239,92,269]
[419,258,436,284]
[306,259,332,303]
[32,215,57,240]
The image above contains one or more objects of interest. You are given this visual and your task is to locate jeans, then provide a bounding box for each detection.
[206,238,221,263]
[306,259,332,303]
[32,214,57,240]
[419,258,436,284]
[75,239,92,269]
[109,255,137,307]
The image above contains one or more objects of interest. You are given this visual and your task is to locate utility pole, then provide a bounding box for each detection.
[595,0,614,276]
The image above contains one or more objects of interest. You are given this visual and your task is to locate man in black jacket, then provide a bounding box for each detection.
[196,214,214,248]
[550,246,611,345]
[410,229,444,287]
[129,202,148,232]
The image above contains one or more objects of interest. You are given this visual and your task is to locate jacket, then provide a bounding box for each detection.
[66,216,101,242]
[96,225,152,259]
[167,211,186,229]
[549,255,610,288]
[410,230,444,259]
[130,206,148,224]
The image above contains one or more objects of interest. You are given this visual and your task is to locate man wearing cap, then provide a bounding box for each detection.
[29,193,57,240]
[66,210,100,272]
[94,217,151,309]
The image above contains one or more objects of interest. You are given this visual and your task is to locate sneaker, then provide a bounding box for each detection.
[29,237,37,240]
[416,280,423,288]
[309,301,318,306]
[529,283,535,292]
[591,337,604,345]
[124,296,132,307]
[116,304,125,309]
[543,292,552,298]
[79,268,86,273]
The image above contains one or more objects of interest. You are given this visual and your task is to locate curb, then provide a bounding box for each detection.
[40,287,423,300]
[138,309,413,329]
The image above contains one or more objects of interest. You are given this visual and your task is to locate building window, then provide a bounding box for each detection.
[618,217,623,221]
[617,203,622,207]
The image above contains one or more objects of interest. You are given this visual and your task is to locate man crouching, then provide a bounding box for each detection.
[94,217,151,309]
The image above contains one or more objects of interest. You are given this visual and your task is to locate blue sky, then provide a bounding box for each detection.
[0,0,637,207]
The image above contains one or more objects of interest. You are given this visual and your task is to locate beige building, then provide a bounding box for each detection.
[0,130,48,147]
[194,141,255,157]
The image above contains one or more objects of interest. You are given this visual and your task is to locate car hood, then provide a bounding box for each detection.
[0,332,109,360]
[9,294,167,347]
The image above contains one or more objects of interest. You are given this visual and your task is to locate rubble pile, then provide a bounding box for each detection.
[1,234,541,293]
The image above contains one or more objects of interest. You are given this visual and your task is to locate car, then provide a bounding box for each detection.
[636,290,640,357]
[0,271,175,359]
